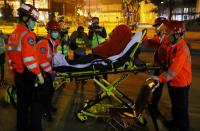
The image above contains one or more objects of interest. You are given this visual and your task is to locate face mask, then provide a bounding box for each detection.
[51,32,59,39]
[28,20,35,30]
[169,34,177,45]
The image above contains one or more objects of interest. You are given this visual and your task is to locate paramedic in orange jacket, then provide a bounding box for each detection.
[7,4,44,131]
[143,17,170,67]
[36,20,60,121]
[153,28,191,131]
[142,17,172,118]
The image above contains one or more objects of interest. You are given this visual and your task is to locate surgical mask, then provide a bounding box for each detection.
[51,32,59,39]
[28,20,35,30]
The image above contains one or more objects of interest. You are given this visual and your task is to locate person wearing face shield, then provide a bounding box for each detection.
[152,23,191,131]
[36,20,61,122]
[142,17,172,119]
[7,4,44,131]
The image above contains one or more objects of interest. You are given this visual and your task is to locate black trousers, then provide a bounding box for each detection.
[150,70,165,116]
[168,85,190,131]
[0,53,5,81]
[150,83,164,110]
[0,63,4,81]
[15,70,42,131]
[41,73,55,114]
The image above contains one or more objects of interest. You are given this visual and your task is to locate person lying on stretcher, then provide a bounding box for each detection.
[53,24,143,70]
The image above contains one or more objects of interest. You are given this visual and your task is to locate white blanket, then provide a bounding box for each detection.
[53,31,143,68]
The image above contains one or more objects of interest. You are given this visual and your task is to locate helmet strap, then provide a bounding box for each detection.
[24,17,31,28]
[19,14,31,29]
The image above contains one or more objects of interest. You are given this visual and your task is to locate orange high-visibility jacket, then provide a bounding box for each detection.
[159,39,192,87]
[36,35,56,74]
[143,34,172,66]
[7,24,40,75]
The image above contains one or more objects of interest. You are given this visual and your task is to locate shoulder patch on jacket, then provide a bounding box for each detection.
[40,47,46,54]
[28,37,34,46]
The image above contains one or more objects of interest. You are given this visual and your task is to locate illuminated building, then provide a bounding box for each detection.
[0,0,82,22]
[169,0,198,21]
[0,0,199,23]
[0,0,49,22]
[83,0,156,24]
[82,0,123,23]
[140,1,157,24]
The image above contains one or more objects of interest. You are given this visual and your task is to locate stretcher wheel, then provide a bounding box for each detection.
[76,112,88,122]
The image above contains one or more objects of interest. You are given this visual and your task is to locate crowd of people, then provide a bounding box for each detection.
[0,3,192,131]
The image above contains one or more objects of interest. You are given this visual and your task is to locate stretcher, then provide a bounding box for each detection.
[3,29,163,130]
[53,29,164,130]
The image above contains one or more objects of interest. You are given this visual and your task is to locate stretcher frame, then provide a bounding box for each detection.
[54,29,163,130]
[57,68,161,130]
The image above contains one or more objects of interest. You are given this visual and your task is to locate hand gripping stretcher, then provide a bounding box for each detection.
[52,29,164,130]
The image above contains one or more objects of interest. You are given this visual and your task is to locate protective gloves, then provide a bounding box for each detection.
[37,73,44,85]
[151,75,159,82]
[146,76,160,92]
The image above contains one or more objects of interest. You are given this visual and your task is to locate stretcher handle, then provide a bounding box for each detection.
[142,28,147,35]
[145,77,160,92]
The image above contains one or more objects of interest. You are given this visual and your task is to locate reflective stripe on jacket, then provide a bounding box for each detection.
[159,39,192,87]
[36,35,54,74]
[7,24,40,75]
